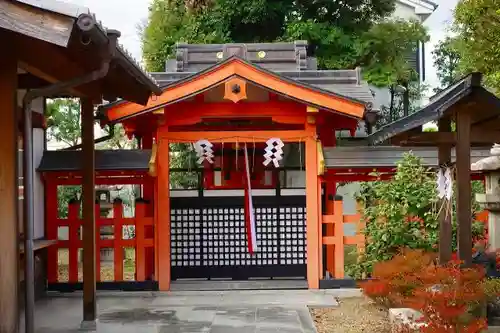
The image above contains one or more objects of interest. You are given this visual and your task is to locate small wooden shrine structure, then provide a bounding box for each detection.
[38,42,498,297]
[46,43,378,291]
[369,72,500,266]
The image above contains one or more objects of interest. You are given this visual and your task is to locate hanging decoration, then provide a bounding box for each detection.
[243,143,257,254]
[263,137,284,168]
[436,167,453,200]
[194,139,214,165]
[444,168,453,200]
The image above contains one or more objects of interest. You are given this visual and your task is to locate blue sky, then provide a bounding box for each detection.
[64,0,457,92]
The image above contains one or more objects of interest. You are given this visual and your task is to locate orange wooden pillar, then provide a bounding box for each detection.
[0,48,19,333]
[324,181,336,276]
[157,138,171,290]
[305,121,320,289]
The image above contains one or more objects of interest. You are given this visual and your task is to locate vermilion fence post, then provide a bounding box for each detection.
[333,200,344,279]
[113,199,124,281]
[68,199,80,283]
[95,202,101,282]
[135,199,146,282]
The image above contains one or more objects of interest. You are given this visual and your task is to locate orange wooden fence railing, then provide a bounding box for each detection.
[322,200,364,278]
[47,199,154,284]
[321,200,491,279]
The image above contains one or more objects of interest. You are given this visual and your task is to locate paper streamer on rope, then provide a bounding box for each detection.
[194,139,214,164]
[244,143,257,254]
[444,168,453,200]
[436,167,453,200]
[436,169,446,199]
[263,137,284,168]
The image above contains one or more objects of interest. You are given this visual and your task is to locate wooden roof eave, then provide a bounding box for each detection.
[100,57,369,124]
[367,73,484,146]
[368,72,500,147]
[3,0,161,104]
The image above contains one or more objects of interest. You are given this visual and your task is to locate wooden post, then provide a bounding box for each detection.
[333,200,345,278]
[157,138,171,290]
[0,46,19,333]
[81,98,96,326]
[456,110,472,266]
[305,123,320,289]
[325,181,336,276]
[113,200,124,281]
[438,118,452,263]
[317,178,323,279]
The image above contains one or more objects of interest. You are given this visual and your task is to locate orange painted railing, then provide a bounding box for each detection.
[322,201,491,279]
[322,200,364,279]
[47,200,154,284]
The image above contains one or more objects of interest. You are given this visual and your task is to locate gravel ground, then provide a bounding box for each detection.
[57,248,136,282]
[310,297,390,333]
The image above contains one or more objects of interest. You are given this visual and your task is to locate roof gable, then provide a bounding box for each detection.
[104,56,368,123]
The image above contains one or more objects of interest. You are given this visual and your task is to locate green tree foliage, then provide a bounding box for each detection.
[169,143,199,189]
[46,98,139,217]
[142,0,426,85]
[432,36,461,92]
[45,98,81,147]
[357,19,429,87]
[347,153,485,278]
[453,0,500,93]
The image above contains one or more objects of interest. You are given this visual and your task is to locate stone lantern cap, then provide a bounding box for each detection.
[471,144,500,172]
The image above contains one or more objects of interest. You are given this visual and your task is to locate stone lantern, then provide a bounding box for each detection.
[472,144,500,250]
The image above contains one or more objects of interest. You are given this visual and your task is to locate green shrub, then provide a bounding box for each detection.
[347,153,485,279]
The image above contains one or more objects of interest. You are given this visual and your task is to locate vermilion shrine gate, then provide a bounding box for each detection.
[38,42,492,292]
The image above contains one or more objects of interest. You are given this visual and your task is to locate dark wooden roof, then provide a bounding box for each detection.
[37,150,151,172]
[368,73,500,146]
[3,0,161,104]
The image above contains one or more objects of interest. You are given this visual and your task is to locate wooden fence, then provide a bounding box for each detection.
[46,200,154,285]
[322,200,364,279]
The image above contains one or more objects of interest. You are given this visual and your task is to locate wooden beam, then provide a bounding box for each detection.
[17,73,50,90]
[438,118,452,264]
[0,47,19,333]
[456,110,472,266]
[81,98,96,326]
[0,1,74,47]
[14,33,102,100]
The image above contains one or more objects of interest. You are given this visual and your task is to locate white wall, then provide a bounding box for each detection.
[17,91,45,240]
[393,1,422,20]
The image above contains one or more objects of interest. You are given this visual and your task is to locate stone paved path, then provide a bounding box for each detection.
[24,289,360,333]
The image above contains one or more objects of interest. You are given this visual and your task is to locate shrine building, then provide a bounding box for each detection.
[37,41,490,292]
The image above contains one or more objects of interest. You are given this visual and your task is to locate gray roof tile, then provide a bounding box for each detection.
[38,150,152,172]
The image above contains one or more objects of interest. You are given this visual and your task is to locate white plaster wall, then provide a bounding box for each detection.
[393,1,421,20]
[337,182,362,237]
[17,91,45,240]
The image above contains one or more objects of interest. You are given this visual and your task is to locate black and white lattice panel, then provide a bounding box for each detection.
[170,208,202,267]
[254,207,279,265]
[279,206,307,265]
[202,208,250,266]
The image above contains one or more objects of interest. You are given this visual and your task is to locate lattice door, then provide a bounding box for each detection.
[170,196,306,280]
